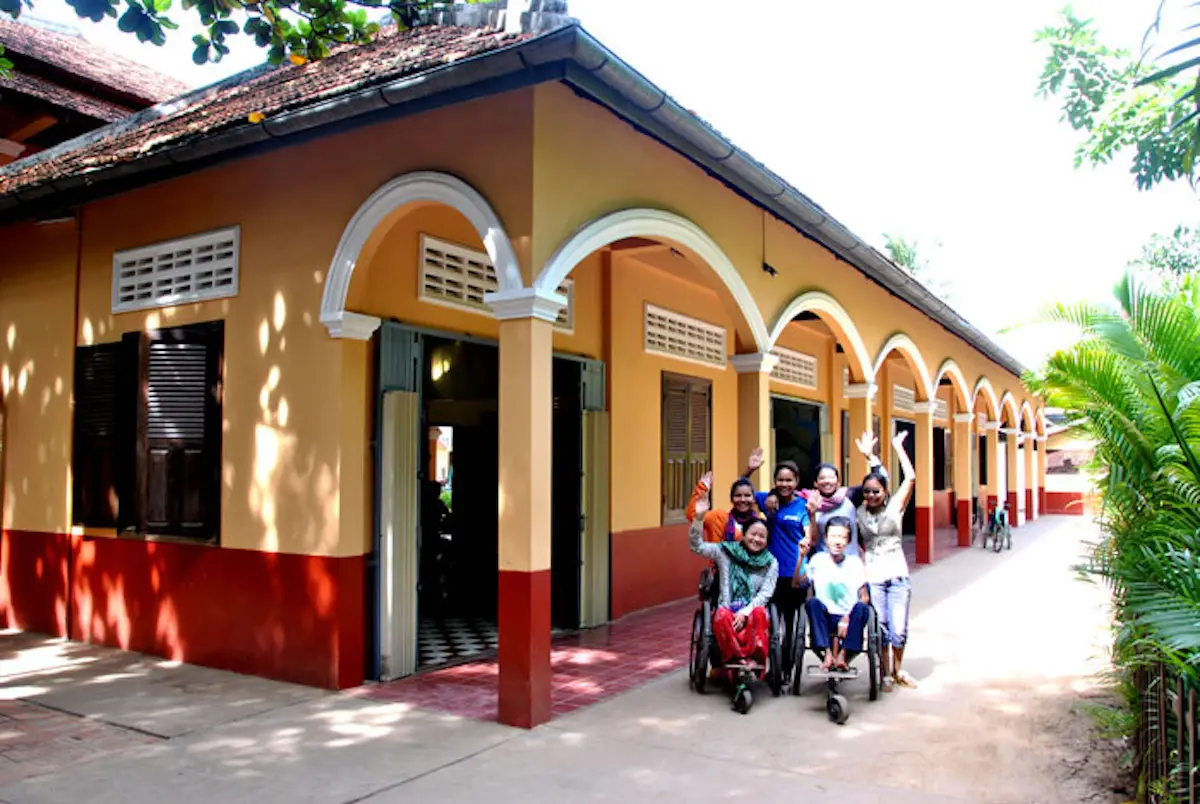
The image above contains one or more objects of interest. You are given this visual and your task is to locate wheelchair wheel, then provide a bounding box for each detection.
[689,607,710,694]
[766,605,782,697]
[790,607,807,696]
[733,686,753,715]
[827,693,849,724]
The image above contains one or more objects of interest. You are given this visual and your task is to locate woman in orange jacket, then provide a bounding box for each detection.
[686,447,767,543]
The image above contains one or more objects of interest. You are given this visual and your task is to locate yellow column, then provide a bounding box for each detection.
[488,288,559,729]
[1036,434,1048,515]
[952,412,974,547]
[844,381,876,483]
[731,353,778,491]
[982,421,1001,517]
[1003,427,1020,526]
[1023,430,1037,521]
[912,404,936,564]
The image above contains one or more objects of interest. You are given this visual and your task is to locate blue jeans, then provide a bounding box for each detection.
[805,598,869,654]
[869,576,911,649]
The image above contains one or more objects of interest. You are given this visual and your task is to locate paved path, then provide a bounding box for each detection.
[0,516,1121,803]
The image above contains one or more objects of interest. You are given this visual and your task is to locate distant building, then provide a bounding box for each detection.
[0,17,186,166]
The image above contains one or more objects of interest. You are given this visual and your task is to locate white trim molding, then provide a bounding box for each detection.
[844,381,877,400]
[912,401,938,415]
[934,359,972,408]
[769,290,872,382]
[730,352,780,374]
[872,333,934,402]
[973,377,1000,418]
[321,171,519,338]
[953,413,975,424]
[980,420,1002,431]
[999,391,1019,425]
[1000,427,1021,436]
[485,287,566,323]
[534,208,770,352]
[323,310,382,340]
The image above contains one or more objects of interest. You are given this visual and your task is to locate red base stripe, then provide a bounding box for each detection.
[498,568,552,729]
[956,499,972,547]
[915,506,934,565]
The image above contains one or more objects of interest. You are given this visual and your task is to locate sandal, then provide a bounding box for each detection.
[882,676,895,693]
[894,670,918,689]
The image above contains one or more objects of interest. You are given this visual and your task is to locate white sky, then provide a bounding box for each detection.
[27,0,1200,367]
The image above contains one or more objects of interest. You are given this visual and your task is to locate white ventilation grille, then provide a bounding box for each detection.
[113,227,239,313]
[643,304,726,368]
[771,346,818,389]
[893,385,916,414]
[934,398,950,421]
[419,235,573,330]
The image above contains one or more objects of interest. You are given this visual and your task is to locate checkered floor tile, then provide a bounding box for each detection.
[417,617,498,669]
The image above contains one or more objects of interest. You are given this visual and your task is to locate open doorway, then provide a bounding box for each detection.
[772,396,823,488]
[892,418,917,536]
[399,334,585,672]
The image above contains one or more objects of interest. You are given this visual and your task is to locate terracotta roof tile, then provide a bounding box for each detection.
[5,69,134,122]
[0,18,188,104]
[0,23,534,198]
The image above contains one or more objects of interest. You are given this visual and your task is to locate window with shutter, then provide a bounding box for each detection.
[662,373,711,524]
[138,321,223,541]
[70,321,223,541]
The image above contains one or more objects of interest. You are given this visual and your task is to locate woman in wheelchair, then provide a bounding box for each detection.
[689,495,778,670]
[802,517,870,671]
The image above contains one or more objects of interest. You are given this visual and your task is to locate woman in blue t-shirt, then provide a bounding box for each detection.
[754,460,810,686]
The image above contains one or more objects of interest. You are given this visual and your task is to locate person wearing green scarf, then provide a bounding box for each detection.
[690,495,779,670]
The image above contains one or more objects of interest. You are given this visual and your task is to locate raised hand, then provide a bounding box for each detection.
[854,430,877,457]
[694,494,711,516]
[699,470,714,491]
[893,430,909,449]
[747,446,765,472]
[806,488,820,515]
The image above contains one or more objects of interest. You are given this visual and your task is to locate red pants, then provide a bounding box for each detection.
[712,606,769,665]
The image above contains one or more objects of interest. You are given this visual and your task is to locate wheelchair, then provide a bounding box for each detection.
[687,565,783,714]
[982,500,1012,553]
[786,586,885,725]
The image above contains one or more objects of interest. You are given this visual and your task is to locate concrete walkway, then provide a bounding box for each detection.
[0,516,1120,803]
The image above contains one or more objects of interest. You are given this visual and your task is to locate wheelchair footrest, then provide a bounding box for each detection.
[806,664,859,680]
[723,661,765,672]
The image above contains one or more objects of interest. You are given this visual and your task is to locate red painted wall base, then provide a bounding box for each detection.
[1046,491,1085,515]
[1039,488,1047,513]
[987,494,998,515]
[915,506,933,564]
[1007,491,1018,521]
[1025,488,1034,520]
[611,525,707,620]
[956,499,972,547]
[498,568,552,729]
[2,530,364,690]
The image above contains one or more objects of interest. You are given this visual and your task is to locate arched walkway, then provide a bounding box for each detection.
[872,333,934,402]
[534,208,770,352]
[768,291,872,382]
[321,171,520,338]
[973,377,1000,421]
[934,358,972,411]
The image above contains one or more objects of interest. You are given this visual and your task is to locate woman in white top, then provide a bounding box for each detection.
[855,430,918,692]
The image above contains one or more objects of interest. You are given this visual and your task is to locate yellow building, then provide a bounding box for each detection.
[0,6,1047,728]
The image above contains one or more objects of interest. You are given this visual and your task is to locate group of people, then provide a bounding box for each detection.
[687,431,919,697]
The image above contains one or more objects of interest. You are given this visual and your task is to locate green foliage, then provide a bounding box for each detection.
[1036,7,1200,190]
[0,44,11,78]
[1028,271,1200,689]
[1131,225,1200,287]
[883,232,925,271]
[2,0,484,67]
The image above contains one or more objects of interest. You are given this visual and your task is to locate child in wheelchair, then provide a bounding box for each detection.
[690,495,778,674]
[803,516,870,672]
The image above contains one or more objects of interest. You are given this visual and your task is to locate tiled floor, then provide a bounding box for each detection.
[360,598,693,722]
[362,529,967,724]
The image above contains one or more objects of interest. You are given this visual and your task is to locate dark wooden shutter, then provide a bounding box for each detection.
[138,321,223,540]
[72,343,122,527]
[978,434,988,485]
[662,376,689,521]
[662,374,711,524]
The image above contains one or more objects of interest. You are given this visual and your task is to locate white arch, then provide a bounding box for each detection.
[999,391,1020,425]
[871,333,934,401]
[1020,399,1036,431]
[934,358,972,409]
[1037,406,1048,435]
[321,171,520,338]
[973,377,1000,419]
[768,291,873,381]
[534,208,770,352]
